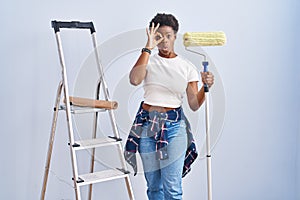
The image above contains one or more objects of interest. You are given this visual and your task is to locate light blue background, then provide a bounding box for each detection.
[1,0,299,199]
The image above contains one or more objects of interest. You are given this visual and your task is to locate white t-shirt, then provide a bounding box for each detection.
[143,54,199,108]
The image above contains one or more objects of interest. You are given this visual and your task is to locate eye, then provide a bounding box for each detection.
[155,35,162,40]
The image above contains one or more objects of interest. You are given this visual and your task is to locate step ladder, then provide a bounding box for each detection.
[40,21,135,200]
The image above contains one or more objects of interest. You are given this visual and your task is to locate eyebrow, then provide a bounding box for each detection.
[158,31,174,35]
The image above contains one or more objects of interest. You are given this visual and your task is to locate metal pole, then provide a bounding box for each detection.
[55,31,81,200]
[40,82,63,200]
[88,81,101,200]
[203,61,213,200]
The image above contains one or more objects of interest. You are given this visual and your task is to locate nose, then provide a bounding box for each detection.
[161,35,168,43]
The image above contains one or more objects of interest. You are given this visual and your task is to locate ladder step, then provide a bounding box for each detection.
[58,105,106,114]
[73,137,121,150]
[77,169,129,186]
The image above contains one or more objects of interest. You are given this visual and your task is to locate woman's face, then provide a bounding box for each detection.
[156,26,177,57]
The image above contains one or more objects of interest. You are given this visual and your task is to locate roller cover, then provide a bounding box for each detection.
[183,32,226,47]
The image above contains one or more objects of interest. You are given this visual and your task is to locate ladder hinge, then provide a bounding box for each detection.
[68,142,80,147]
[108,136,122,142]
[72,177,84,183]
[117,168,130,175]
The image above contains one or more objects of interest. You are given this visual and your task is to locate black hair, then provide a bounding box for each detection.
[149,13,179,33]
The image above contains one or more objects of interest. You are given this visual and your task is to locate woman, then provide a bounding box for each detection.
[124,13,214,200]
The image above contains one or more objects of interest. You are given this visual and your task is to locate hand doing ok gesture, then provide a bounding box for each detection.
[145,23,164,50]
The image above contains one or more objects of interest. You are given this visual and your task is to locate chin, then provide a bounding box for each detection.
[160,50,170,55]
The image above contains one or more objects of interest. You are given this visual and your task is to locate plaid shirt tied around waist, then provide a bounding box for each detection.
[124,102,198,178]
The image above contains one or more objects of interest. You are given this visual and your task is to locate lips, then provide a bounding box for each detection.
[160,46,169,51]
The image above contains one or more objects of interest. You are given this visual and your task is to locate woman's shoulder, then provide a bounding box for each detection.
[176,54,196,67]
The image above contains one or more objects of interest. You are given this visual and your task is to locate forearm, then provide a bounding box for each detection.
[129,51,150,86]
[130,23,163,86]
[197,86,205,108]
[187,82,206,111]
[190,87,205,111]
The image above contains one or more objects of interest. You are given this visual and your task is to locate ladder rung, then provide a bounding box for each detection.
[77,169,129,186]
[73,137,121,150]
[58,105,106,114]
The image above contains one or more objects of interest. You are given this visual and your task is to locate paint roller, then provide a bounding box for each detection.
[183,31,226,200]
[183,31,226,47]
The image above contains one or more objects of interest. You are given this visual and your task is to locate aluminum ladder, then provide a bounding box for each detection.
[40,21,135,200]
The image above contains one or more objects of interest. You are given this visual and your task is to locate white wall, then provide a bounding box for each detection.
[1,0,299,199]
[296,28,300,199]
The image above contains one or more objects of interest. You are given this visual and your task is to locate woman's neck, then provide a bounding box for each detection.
[158,50,177,58]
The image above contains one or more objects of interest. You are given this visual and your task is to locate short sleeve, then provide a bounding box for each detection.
[186,61,200,82]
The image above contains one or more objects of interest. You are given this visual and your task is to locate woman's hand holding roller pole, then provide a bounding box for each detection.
[201,71,214,88]
[145,23,164,50]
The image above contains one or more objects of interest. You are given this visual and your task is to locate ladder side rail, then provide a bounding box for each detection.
[40,82,63,200]
[88,81,101,200]
[54,31,81,200]
[124,176,135,200]
[91,33,120,139]
[91,32,135,200]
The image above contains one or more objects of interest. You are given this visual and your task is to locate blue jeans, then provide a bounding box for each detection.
[138,120,187,200]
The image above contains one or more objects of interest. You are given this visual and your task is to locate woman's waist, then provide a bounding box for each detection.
[142,102,179,113]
